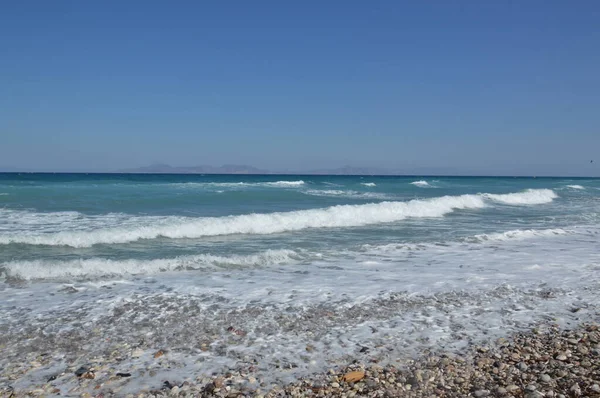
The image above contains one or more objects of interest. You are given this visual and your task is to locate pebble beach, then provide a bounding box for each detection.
[3,319,600,397]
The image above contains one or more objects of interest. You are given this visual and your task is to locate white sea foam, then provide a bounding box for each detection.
[2,249,299,280]
[265,180,305,187]
[483,189,557,205]
[172,180,305,189]
[566,185,585,190]
[0,189,557,247]
[0,193,8,196]
[1,228,576,281]
[361,182,376,187]
[410,180,430,187]
[303,189,392,200]
[0,194,487,247]
[363,228,572,255]
[468,228,569,242]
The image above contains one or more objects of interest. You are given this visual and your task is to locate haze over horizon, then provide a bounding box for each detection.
[1,1,599,176]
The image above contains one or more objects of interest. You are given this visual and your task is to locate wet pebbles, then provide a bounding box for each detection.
[2,322,600,397]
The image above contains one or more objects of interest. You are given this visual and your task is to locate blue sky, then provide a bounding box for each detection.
[1,1,599,175]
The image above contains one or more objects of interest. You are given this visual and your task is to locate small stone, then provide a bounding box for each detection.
[116,372,132,377]
[555,353,567,361]
[214,377,224,388]
[81,372,95,379]
[331,382,340,388]
[518,362,529,371]
[474,390,490,397]
[591,384,600,393]
[569,383,581,396]
[525,384,537,391]
[131,348,144,358]
[525,392,544,398]
[154,350,165,358]
[506,385,520,392]
[342,371,365,383]
[540,374,552,383]
[75,366,90,377]
[496,387,507,395]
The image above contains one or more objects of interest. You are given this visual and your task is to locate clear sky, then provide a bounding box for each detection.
[1,1,599,175]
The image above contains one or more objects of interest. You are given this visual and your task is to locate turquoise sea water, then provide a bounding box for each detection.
[1,173,600,390]
[1,174,599,276]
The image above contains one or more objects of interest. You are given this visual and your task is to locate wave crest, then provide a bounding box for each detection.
[1,249,299,280]
[483,189,557,205]
[0,189,557,247]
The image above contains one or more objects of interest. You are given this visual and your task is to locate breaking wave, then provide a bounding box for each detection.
[303,189,392,200]
[1,249,299,280]
[482,189,557,205]
[361,183,376,187]
[410,180,430,187]
[566,185,585,190]
[173,180,305,189]
[0,189,557,248]
[362,228,571,255]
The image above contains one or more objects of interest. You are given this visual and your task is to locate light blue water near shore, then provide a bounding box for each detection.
[1,173,600,391]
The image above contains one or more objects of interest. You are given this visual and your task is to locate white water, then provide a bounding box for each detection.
[2,249,299,280]
[482,189,557,205]
[410,180,430,187]
[566,184,585,190]
[171,180,305,189]
[0,189,557,248]
[1,227,577,281]
[2,224,599,393]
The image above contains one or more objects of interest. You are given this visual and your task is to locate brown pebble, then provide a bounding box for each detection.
[81,371,95,379]
[343,371,365,383]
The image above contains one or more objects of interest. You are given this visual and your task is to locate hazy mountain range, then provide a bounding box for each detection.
[116,163,460,175]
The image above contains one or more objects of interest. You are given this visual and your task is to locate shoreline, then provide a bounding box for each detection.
[3,319,600,397]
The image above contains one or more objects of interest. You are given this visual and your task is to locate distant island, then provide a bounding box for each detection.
[116,163,412,175]
[117,163,269,174]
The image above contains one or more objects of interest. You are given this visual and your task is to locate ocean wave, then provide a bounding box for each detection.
[362,228,572,255]
[1,249,299,280]
[482,189,557,205]
[265,180,305,187]
[566,185,585,190]
[361,183,376,187]
[172,180,305,189]
[303,189,392,200]
[410,180,430,187]
[467,228,569,242]
[0,189,557,247]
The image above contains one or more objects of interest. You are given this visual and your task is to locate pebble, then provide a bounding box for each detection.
[525,392,544,398]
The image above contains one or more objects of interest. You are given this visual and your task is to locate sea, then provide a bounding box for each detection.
[1,173,600,391]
